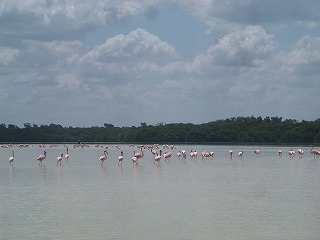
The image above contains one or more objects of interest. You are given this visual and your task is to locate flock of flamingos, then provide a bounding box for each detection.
[2,143,320,167]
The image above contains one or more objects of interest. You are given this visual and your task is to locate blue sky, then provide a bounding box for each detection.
[0,0,319,127]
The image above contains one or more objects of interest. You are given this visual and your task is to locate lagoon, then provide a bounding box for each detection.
[1,144,319,240]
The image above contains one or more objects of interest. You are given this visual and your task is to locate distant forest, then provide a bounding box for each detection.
[1,116,320,144]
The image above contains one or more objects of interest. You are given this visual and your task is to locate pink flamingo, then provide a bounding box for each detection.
[254,149,260,157]
[229,150,233,159]
[181,150,186,160]
[132,155,138,165]
[190,150,195,159]
[278,150,283,158]
[9,151,14,165]
[238,151,244,159]
[37,151,47,165]
[163,152,171,161]
[99,150,108,166]
[310,145,320,159]
[118,151,124,166]
[177,151,182,160]
[201,151,207,161]
[194,150,198,159]
[297,148,304,159]
[65,147,69,162]
[135,146,144,160]
[201,151,210,161]
[164,152,171,161]
[154,152,161,164]
[57,153,63,166]
[288,149,295,159]
[151,149,157,156]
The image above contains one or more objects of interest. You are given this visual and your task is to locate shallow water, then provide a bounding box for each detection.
[1,144,319,240]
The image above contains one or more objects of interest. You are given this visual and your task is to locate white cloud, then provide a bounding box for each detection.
[79,28,176,85]
[177,0,320,36]
[0,1,319,127]
[0,0,161,44]
[56,73,81,89]
[210,25,275,66]
[0,47,18,65]
[286,35,320,66]
[165,25,276,81]
[82,28,176,63]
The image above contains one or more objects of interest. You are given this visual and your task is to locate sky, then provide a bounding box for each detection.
[0,0,319,128]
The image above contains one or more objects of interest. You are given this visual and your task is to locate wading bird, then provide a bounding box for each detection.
[154,152,161,164]
[132,155,138,165]
[65,147,69,162]
[164,152,171,162]
[9,151,14,165]
[37,151,47,165]
[118,151,124,166]
[288,149,295,159]
[99,150,108,166]
[229,150,233,160]
[57,153,63,166]
[310,145,320,159]
[134,146,144,160]
[297,148,304,159]
[254,149,260,157]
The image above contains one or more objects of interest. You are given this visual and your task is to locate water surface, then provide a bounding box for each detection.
[1,144,319,240]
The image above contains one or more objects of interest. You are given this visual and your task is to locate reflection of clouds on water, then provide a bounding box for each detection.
[251,180,268,199]
[9,166,14,177]
[55,164,64,179]
[133,165,144,179]
[153,162,162,176]
[154,162,161,169]
[117,165,124,178]
[37,165,47,179]
[99,165,107,178]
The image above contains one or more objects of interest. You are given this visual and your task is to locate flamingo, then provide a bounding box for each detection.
[37,151,47,165]
[193,150,198,159]
[57,153,63,166]
[132,155,138,165]
[254,149,260,157]
[201,151,207,161]
[209,151,214,158]
[238,151,244,159]
[201,151,210,161]
[164,152,171,162]
[9,151,14,165]
[297,148,304,159]
[310,145,320,159]
[190,150,198,160]
[118,151,124,166]
[181,150,186,159]
[65,147,70,162]
[151,149,157,156]
[288,149,295,159]
[177,151,182,160]
[278,150,283,158]
[190,150,195,159]
[229,150,233,159]
[135,146,144,160]
[154,152,161,164]
[99,150,108,166]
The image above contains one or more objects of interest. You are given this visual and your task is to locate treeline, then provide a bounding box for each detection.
[1,116,320,144]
